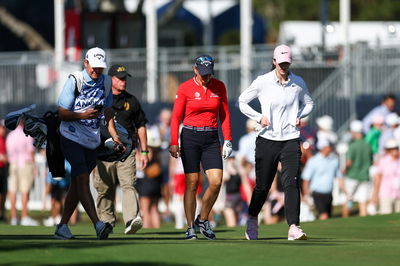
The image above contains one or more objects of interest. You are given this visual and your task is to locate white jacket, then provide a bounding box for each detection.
[238,70,314,141]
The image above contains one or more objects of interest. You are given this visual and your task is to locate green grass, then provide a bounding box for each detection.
[1,214,400,266]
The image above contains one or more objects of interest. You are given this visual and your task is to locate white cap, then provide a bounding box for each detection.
[385,113,399,126]
[336,142,348,154]
[85,47,107,68]
[316,138,331,150]
[384,138,398,149]
[316,115,333,130]
[350,120,363,133]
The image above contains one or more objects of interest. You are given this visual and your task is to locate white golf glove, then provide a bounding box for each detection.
[222,140,233,160]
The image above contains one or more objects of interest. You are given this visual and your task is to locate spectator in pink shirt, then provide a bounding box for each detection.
[372,138,400,214]
[0,120,7,221]
[6,121,38,226]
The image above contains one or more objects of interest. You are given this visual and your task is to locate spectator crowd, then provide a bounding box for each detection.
[1,93,399,229]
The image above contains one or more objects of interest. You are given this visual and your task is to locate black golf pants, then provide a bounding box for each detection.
[248,137,301,226]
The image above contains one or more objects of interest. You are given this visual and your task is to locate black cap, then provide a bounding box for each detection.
[194,55,214,76]
[108,64,132,79]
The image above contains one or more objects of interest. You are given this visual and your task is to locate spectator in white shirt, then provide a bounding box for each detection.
[362,94,396,134]
[237,119,257,167]
[378,112,399,155]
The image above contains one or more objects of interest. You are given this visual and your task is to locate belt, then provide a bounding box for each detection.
[183,125,218,132]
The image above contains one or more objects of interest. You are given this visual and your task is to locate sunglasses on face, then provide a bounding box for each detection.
[195,56,214,66]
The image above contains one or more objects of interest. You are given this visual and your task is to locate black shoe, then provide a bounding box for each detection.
[96,221,113,240]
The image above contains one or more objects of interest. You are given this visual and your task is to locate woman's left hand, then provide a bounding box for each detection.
[260,116,271,128]
[222,140,233,160]
[296,117,301,127]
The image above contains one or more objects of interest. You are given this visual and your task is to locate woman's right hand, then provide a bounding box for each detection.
[169,145,180,158]
[260,116,271,128]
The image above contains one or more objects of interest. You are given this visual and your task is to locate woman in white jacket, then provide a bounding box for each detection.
[238,44,314,241]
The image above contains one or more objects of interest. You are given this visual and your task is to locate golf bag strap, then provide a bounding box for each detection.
[69,71,111,98]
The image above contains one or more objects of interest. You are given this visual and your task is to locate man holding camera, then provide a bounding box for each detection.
[94,64,149,234]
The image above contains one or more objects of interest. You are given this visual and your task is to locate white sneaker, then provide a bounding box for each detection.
[20,216,39,226]
[10,218,18,226]
[185,227,197,240]
[43,216,55,227]
[288,225,307,241]
[209,220,217,229]
[124,216,143,234]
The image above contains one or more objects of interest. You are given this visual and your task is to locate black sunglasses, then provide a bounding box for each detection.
[195,55,214,65]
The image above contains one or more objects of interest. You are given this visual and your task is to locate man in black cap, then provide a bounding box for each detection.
[94,64,149,234]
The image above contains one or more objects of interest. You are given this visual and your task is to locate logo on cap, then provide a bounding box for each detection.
[117,66,126,72]
[93,53,104,60]
[202,61,212,67]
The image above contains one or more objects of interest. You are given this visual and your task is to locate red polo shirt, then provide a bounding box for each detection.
[170,77,232,145]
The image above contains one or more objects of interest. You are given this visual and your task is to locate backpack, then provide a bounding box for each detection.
[69,71,133,162]
[69,71,112,98]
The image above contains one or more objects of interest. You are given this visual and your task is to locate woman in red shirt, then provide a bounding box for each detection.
[169,55,232,240]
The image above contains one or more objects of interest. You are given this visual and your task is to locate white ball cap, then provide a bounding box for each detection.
[336,142,348,154]
[384,138,398,149]
[350,120,363,133]
[316,138,331,150]
[316,115,333,130]
[385,112,399,126]
[85,47,107,68]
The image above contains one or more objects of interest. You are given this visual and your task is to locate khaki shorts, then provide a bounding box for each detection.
[8,163,35,193]
[379,198,400,214]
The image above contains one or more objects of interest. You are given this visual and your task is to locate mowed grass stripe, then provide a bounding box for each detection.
[0,214,399,266]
